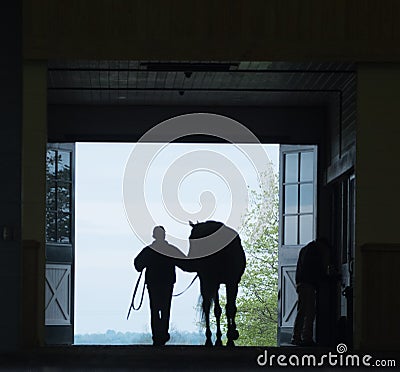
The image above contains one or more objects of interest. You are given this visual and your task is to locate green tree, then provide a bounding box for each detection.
[235,164,279,346]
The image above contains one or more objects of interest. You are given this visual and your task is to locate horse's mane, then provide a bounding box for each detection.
[189,220,225,240]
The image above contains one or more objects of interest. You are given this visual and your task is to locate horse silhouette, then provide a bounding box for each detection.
[178,220,246,346]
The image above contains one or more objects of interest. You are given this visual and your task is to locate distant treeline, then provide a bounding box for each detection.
[75,329,205,345]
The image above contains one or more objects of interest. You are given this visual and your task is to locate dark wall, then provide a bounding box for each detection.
[329,77,356,164]
[0,1,22,351]
[317,73,357,347]
[48,105,326,144]
[326,77,356,183]
[24,0,400,61]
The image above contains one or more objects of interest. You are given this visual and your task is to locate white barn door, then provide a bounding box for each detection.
[45,143,75,344]
[277,145,317,345]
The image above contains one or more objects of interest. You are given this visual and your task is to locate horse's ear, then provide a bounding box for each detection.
[189,220,194,227]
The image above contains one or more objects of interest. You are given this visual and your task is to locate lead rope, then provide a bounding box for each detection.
[172,274,198,297]
[127,270,146,320]
[127,271,198,319]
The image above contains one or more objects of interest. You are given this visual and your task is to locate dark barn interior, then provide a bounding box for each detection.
[1,0,400,370]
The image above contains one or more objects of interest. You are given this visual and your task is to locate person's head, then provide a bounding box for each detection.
[152,226,166,241]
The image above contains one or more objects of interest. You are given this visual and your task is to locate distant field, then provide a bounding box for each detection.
[75,330,206,345]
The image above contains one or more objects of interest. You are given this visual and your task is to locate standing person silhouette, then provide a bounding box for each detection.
[291,238,331,346]
[134,226,184,346]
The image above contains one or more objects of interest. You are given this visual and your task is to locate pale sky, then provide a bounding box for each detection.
[74,142,279,335]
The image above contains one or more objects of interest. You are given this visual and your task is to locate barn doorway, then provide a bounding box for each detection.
[71,142,281,346]
[47,60,355,347]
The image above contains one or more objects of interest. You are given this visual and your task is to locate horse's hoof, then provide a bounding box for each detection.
[228,329,240,340]
[205,339,213,347]
[214,339,223,347]
[226,340,235,347]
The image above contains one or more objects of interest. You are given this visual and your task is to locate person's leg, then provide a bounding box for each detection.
[148,285,163,345]
[301,283,316,344]
[160,285,173,343]
[292,284,306,344]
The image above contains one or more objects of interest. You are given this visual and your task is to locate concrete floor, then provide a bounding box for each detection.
[1,345,266,371]
[1,345,394,371]
[2,345,341,371]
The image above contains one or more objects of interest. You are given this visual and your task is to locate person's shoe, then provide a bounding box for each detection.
[153,333,170,346]
[291,338,302,346]
[160,333,170,345]
[152,335,165,346]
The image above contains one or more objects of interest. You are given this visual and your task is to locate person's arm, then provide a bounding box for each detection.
[174,257,197,272]
[165,243,196,272]
[134,248,148,272]
[295,247,304,285]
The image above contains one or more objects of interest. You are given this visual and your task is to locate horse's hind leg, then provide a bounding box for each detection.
[226,283,240,347]
[214,286,223,346]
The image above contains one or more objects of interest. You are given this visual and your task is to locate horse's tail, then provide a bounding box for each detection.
[197,293,215,324]
[196,294,205,324]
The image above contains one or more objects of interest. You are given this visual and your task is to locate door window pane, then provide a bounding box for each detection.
[284,185,298,214]
[46,150,56,179]
[299,215,313,244]
[300,184,313,213]
[46,212,57,242]
[58,151,71,181]
[46,182,57,212]
[58,213,71,244]
[285,153,298,183]
[300,152,313,182]
[284,216,298,245]
[58,182,71,213]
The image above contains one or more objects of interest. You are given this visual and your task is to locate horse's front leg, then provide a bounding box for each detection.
[226,283,240,347]
[214,286,223,346]
[201,293,213,347]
